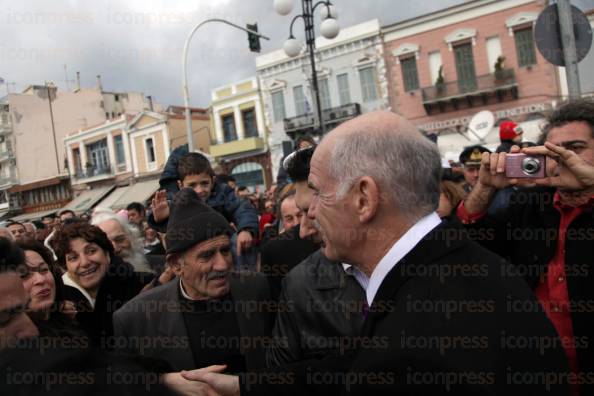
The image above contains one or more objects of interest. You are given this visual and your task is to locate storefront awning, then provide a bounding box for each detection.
[96,179,159,211]
[62,186,115,215]
[8,208,58,222]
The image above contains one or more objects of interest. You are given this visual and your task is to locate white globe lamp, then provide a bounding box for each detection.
[320,18,339,39]
[274,0,294,16]
[284,38,302,57]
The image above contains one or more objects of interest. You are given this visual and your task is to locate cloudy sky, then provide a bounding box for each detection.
[0,0,591,107]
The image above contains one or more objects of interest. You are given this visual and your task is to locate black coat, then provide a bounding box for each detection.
[266,250,365,366]
[241,221,570,396]
[460,186,594,389]
[260,225,320,297]
[62,256,153,345]
[113,272,275,372]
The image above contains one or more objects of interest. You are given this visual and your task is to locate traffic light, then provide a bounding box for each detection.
[247,23,261,53]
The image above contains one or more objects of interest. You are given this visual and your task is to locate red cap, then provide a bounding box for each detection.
[499,121,521,141]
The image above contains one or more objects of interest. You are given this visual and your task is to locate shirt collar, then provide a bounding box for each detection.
[179,278,197,301]
[366,212,442,306]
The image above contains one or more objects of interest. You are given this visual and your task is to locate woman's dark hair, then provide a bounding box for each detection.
[178,152,214,181]
[54,223,114,266]
[17,238,68,317]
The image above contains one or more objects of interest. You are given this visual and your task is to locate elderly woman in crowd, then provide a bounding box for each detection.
[55,222,153,344]
[16,238,79,337]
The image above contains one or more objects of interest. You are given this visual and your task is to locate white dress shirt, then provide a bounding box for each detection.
[366,212,442,306]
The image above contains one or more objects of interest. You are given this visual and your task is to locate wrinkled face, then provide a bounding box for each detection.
[0,272,39,350]
[280,196,303,231]
[64,238,110,295]
[436,193,454,219]
[181,173,214,201]
[8,224,26,241]
[127,209,144,225]
[22,250,56,313]
[98,219,131,258]
[546,121,594,192]
[295,181,321,244]
[307,147,357,262]
[176,235,232,300]
[463,165,480,187]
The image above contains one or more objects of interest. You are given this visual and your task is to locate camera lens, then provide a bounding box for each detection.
[521,157,540,175]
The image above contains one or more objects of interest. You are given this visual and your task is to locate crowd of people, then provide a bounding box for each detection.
[0,98,593,396]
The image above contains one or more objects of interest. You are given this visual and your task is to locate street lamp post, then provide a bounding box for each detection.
[275,0,340,136]
[182,19,269,152]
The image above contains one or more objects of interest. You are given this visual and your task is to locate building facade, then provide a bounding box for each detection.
[256,19,390,178]
[6,79,155,216]
[382,0,560,159]
[209,77,272,190]
[0,97,18,218]
[64,109,212,201]
[578,9,594,96]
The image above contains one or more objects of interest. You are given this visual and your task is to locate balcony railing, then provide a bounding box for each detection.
[284,103,361,135]
[421,69,518,113]
[74,164,113,180]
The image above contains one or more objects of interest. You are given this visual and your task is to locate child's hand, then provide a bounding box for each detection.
[152,190,170,223]
[236,230,253,256]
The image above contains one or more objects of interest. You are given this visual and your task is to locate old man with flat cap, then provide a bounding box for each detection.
[113,188,274,372]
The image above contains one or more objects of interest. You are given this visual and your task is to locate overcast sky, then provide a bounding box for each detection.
[1,0,592,107]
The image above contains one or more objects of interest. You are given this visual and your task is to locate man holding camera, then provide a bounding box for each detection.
[458,99,594,395]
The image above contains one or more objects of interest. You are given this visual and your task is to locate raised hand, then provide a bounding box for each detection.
[151,190,170,223]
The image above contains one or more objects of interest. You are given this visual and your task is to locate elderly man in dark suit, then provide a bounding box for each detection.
[113,188,274,372]
[180,111,570,396]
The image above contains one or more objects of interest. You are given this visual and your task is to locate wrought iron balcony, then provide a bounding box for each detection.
[422,69,518,114]
[284,103,361,136]
[74,164,113,180]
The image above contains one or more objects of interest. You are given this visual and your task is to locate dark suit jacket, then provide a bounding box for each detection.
[113,272,275,371]
[242,221,570,396]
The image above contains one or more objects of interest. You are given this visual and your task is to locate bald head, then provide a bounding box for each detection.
[312,111,441,219]
[319,111,420,149]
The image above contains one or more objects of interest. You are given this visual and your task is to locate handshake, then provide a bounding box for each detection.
[163,365,239,396]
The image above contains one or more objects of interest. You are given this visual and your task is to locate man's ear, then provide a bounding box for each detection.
[353,176,379,224]
[177,180,183,189]
[166,254,182,276]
